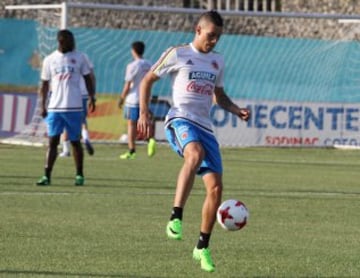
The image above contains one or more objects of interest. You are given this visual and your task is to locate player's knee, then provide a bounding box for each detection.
[49,135,60,148]
[205,181,222,198]
[184,143,204,166]
[70,140,82,148]
[212,183,222,198]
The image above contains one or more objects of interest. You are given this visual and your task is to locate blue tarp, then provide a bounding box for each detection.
[1,18,359,103]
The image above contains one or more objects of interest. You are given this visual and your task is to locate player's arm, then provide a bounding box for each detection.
[137,71,159,137]
[118,81,131,109]
[89,69,96,94]
[39,80,49,118]
[84,73,96,113]
[214,87,250,121]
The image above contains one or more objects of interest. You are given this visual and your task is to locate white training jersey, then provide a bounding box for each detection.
[124,58,152,107]
[80,54,94,99]
[152,43,225,131]
[41,50,91,112]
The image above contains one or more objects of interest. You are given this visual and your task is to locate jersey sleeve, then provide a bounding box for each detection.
[80,53,91,76]
[40,56,51,81]
[83,53,94,69]
[124,62,138,82]
[151,46,177,78]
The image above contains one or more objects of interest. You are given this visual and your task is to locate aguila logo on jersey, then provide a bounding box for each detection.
[188,71,216,82]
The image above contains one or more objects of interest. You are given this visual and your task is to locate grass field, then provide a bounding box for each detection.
[1,143,359,277]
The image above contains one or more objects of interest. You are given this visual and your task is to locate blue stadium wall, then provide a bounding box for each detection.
[1,18,359,102]
[2,18,360,146]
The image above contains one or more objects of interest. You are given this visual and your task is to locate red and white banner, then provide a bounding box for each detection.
[0,93,35,136]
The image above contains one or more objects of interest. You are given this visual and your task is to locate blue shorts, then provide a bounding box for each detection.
[123,106,140,121]
[46,112,82,141]
[82,98,88,125]
[165,119,223,175]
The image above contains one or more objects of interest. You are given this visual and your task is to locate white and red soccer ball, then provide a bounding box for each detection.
[217,199,249,231]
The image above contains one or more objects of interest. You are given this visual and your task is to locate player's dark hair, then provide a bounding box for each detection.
[198,10,223,27]
[132,41,145,56]
[57,29,75,53]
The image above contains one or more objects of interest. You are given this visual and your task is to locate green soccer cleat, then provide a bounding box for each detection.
[166,219,182,240]
[193,247,215,272]
[75,175,85,186]
[119,151,136,160]
[147,138,156,157]
[36,176,50,186]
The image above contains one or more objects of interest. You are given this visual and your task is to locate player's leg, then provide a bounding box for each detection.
[60,130,71,157]
[165,120,204,240]
[71,140,84,185]
[36,112,63,185]
[166,142,204,240]
[174,142,204,207]
[200,173,222,236]
[65,111,85,186]
[192,172,222,272]
[82,123,94,156]
[147,111,156,157]
[119,119,137,159]
[120,106,138,159]
[82,98,94,155]
[128,119,137,151]
[192,131,223,272]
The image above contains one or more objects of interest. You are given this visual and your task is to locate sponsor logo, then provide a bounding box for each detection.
[265,136,319,146]
[188,71,216,82]
[211,104,359,132]
[54,66,75,74]
[186,81,213,96]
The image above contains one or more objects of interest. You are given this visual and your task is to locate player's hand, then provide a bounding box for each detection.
[137,112,151,139]
[41,108,48,118]
[118,97,124,109]
[238,108,250,122]
[88,97,96,113]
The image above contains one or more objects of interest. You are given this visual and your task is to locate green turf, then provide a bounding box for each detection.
[0,144,359,277]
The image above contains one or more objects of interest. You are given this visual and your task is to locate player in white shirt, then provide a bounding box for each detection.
[36,29,96,186]
[60,54,96,157]
[137,11,250,272]
[118,41,156,159]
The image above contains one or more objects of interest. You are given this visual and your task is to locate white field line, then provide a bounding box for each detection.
[0,190,359,198]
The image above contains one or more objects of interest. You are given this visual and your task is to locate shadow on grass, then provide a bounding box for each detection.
[0,269,155,278]
[0,174,164,184]
[0,174,173,191]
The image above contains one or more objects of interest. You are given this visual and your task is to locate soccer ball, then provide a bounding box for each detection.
[216,199,249,231]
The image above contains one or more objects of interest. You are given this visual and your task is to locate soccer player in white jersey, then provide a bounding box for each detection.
[118,41,156,159]
[138,11,250,272]
[36,29,96,186]
[60,54,96,157]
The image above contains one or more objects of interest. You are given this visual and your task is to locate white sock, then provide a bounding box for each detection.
[63,140,70,153]
[82,129,89,142]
